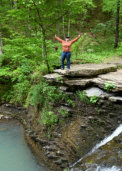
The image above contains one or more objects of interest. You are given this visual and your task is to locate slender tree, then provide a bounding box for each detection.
[102,0,121,48]
[0,32,3,54]
[32,0,50,72]
[114,0,120,48]
[0,0,3,54]
[68,18,70,37]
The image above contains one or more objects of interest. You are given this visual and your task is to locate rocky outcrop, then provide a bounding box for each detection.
[54,64,117,77]
[64,78,92,88]
[43,73,65,83]
[85,87,122,103]
[44,64,122,100]
[92,69,122,92]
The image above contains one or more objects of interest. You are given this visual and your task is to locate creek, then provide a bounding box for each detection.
[70,124,122,171]
[0,121,47,171]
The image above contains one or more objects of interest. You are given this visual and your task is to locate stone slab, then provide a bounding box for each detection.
[108,60,122,67]
[64,79,92,87]
[93,69,122,92]
[43,73,64,82]
[54,64,117,77]
[109,96,122,102]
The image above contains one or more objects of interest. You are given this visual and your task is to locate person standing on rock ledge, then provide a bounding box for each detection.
[55,34,81,70]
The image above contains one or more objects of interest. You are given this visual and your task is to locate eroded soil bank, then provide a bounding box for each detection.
[0,97,121,170]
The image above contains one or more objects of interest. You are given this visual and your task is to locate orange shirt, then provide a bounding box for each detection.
[55,35,80,52]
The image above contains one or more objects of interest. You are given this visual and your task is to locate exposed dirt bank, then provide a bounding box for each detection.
[0,98,121,171]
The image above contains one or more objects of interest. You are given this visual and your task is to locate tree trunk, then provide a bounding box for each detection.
[0,32,3,55]
[13,0,17,9]
[27,7,31,36]
[10,0,14,31]
[61,0,65,39]
[68,18,70,37]
[56,0,60,36]
[62,16,65,39]
[57,13,60,36]
[42,28,50,72]
[32,0,50,72]
[10,0,17,31]
[114,0,120,48]
[0,0,3,54]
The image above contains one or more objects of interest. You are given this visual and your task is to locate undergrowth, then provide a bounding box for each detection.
[71,34,122,64]
[29,80,74,128]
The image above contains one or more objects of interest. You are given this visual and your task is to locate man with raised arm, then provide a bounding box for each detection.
[55,34,81,70]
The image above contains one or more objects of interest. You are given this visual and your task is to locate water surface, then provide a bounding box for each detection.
[0,121,47,171]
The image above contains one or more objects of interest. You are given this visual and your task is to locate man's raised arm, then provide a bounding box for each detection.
[55,35,63,43]
[71,34,81,44]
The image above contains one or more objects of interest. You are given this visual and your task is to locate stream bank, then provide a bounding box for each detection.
[0,95,121,170]
[0,63,122,171]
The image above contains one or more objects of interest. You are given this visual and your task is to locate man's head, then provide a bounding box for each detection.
[66,36,70,41]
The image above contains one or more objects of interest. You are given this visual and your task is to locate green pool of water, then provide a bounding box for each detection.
[0,121,47,171]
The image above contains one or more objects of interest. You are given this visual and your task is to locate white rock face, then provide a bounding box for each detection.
[85,87,106,97]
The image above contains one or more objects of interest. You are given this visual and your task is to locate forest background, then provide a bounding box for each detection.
[0,0,122,109]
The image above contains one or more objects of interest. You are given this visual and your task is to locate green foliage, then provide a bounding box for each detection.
[58,109,70,118]
[0,67,12,77]
[66,99,75,107]
[0,35,62,103]
[0,0,121,114]
[76,90,89,104]
[88,160,94,164]
[55,75,63,83]
[72,33,89,58]
[102,0,121,15]
[40,108,58,127]
[91,20,115,36]
[30,81,66,108]
[63,169,68,171]
[90,96,99,104]
[29,80,75,127]
[10,80,31,104]
[71,34,122,64]
[104,82,116,92]
[0,83,11,102]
